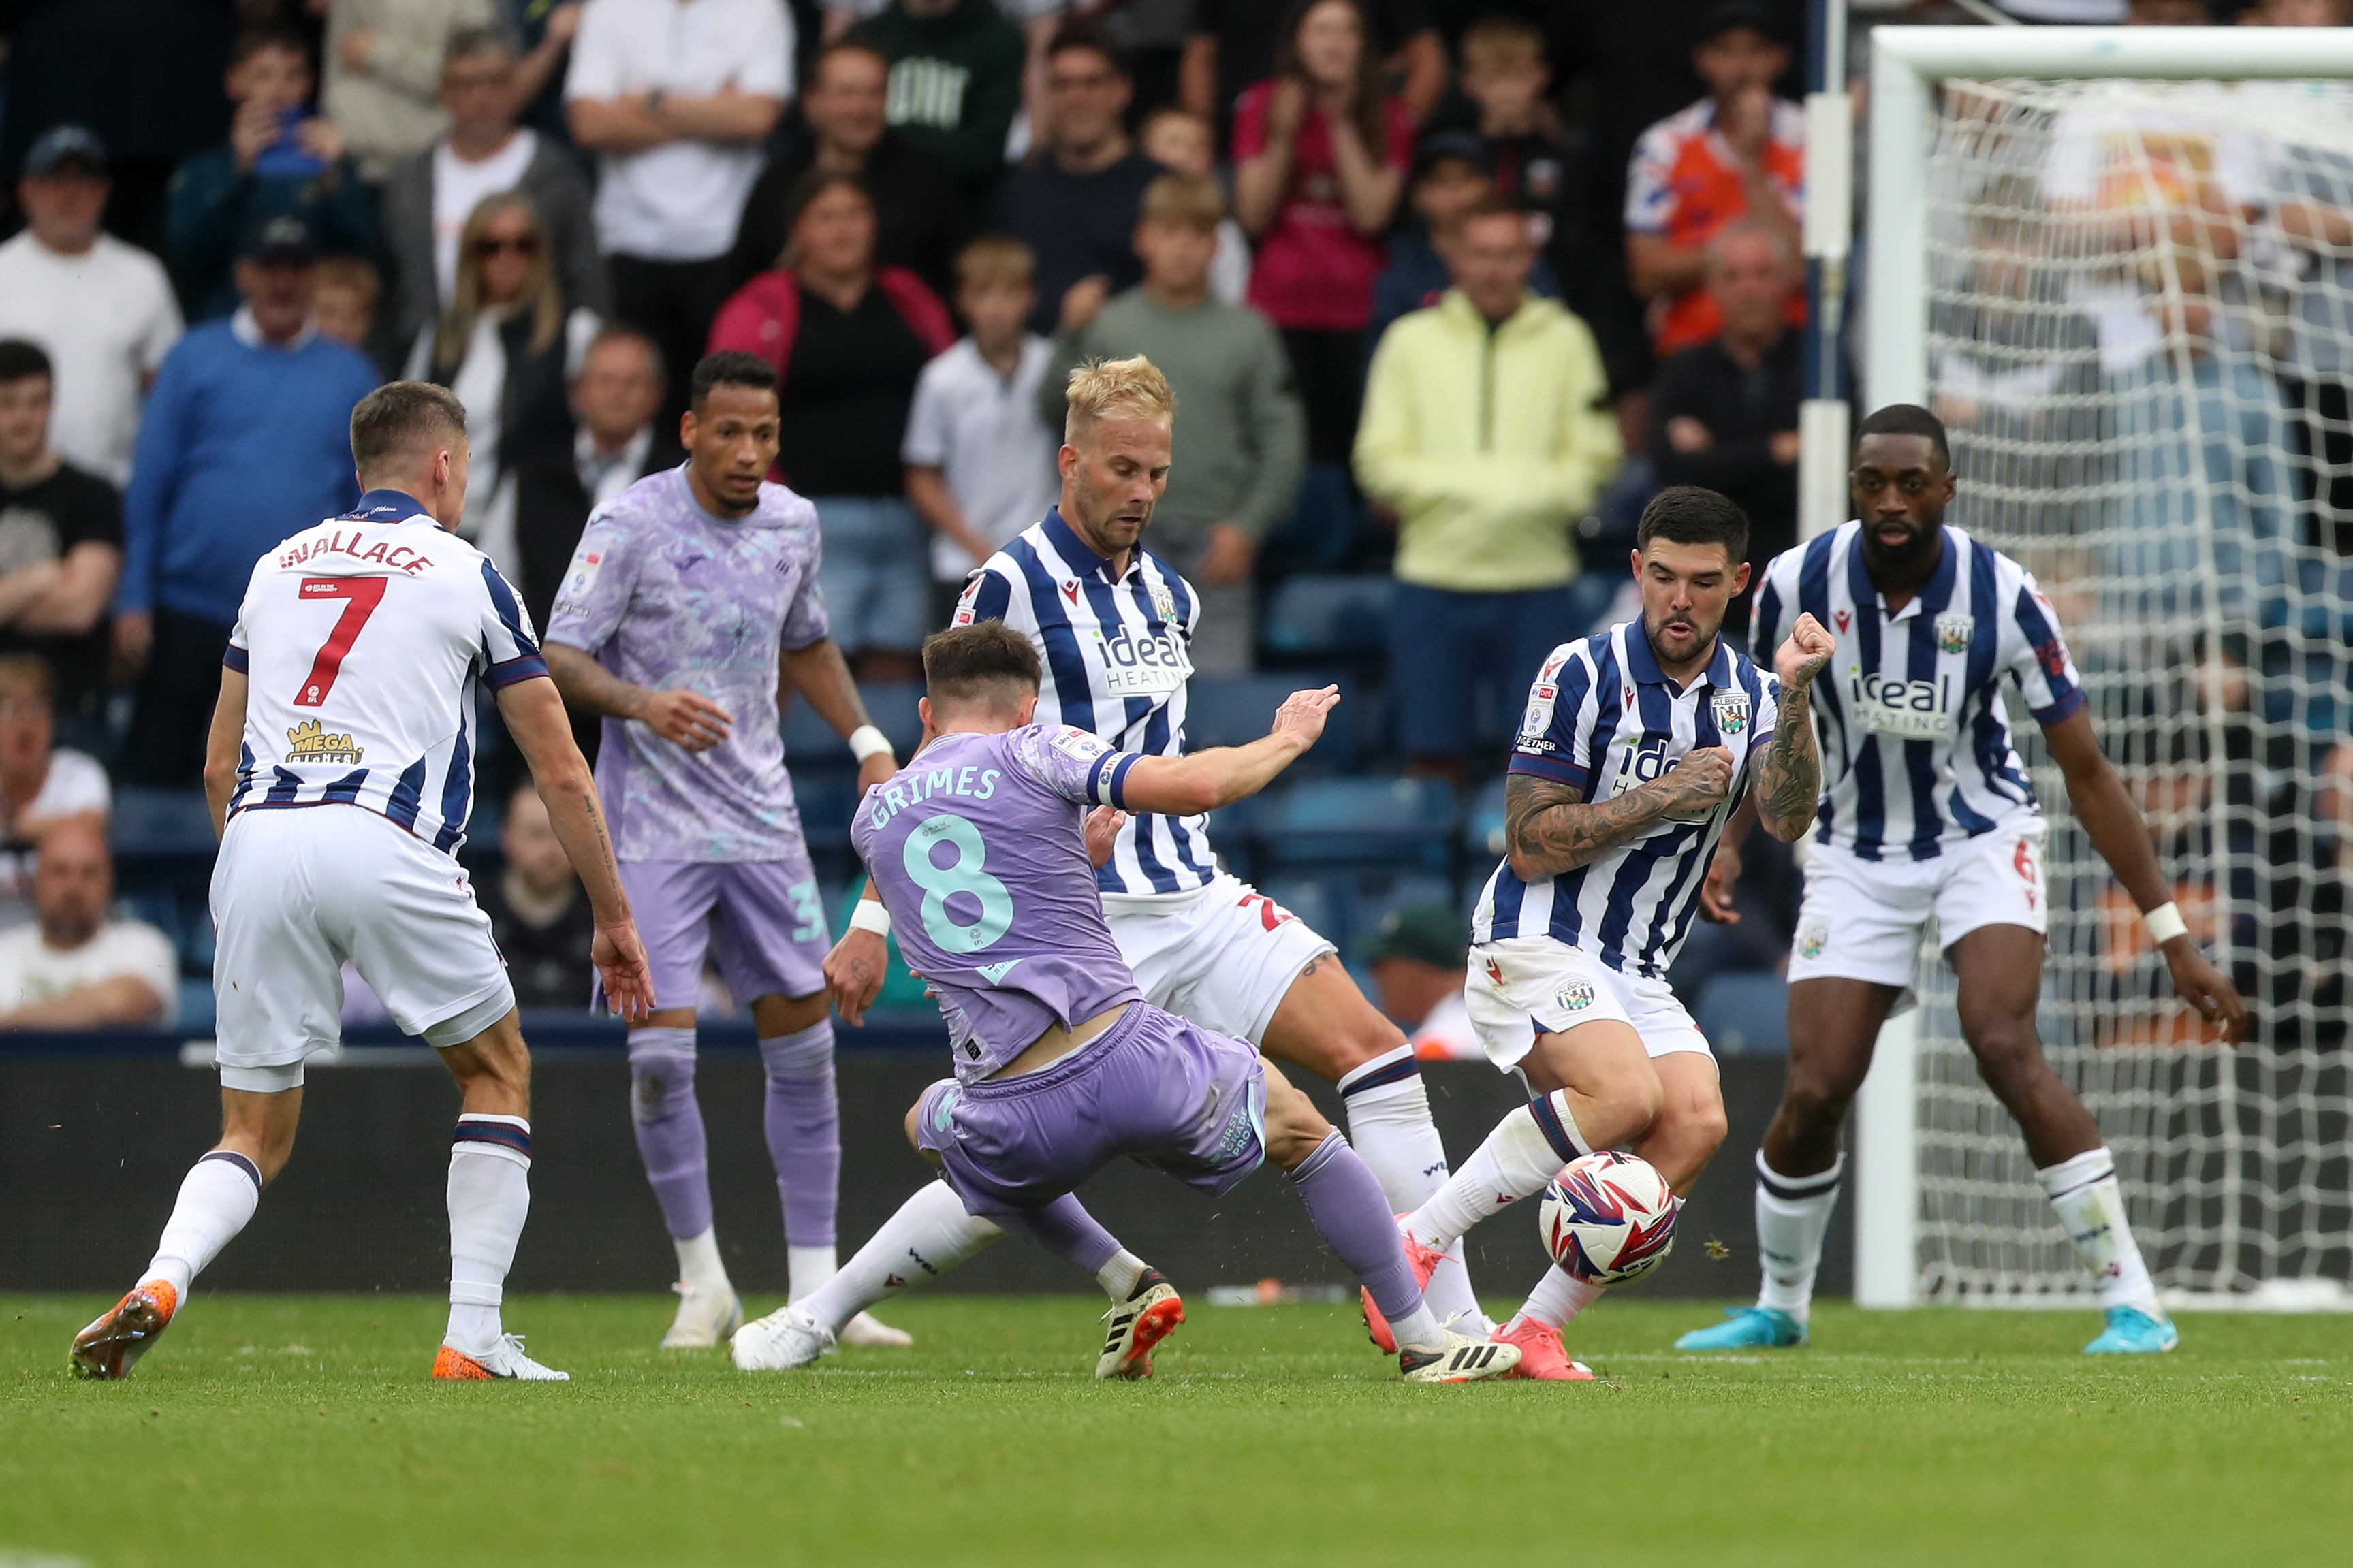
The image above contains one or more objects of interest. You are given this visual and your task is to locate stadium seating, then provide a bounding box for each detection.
[1183,672,1353,772]
[1259,575,1395,670]
[782,681,924,765]
[1693,972,1790,1055]
[1247,775,1457,876]
[1465,775,1509,861]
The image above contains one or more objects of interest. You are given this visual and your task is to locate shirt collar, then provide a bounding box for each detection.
[1622,622,1733,694]
[1041,506,1124,581]
[345,489,432,524]
[230,304,317,353]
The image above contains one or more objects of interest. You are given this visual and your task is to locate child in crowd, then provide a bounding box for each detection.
[1137,106,1250,308]
[1454,14,1583,259]
[902,236,1060,628]
[1366,129,1558,355]
[312,257,380,351]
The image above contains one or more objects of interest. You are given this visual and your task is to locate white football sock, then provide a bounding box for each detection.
[1407,1098,1582,1251]
[447,1115,533,1355]
[801,1181,1004,1334]
[1340,1048,1487,1332]
[675,1226,731,1296]
[1390,1302,1445,1356]
[1756,1151,1844,1324]
[1512,1266,1603,1332]
[2037,1147,2161,1314]
[1094,1249,1147,1302]
[787,1245,836,1303]
[144,1150,263,1298]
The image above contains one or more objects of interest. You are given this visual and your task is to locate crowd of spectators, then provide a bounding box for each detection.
[0,0,2342,1040]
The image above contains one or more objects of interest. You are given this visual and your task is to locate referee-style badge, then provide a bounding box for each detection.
[1556,980,1597,1014]
[1711,691,1750,737]
[1936,613,1976,655]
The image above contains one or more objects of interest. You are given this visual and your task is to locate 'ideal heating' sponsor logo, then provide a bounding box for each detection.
[1608,735,1716,822]
[1092,624,1192,697]
[1851,671,1955,739]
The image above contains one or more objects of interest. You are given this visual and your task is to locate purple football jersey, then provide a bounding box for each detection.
[543,467,830,862]
[852,724,1143,1081]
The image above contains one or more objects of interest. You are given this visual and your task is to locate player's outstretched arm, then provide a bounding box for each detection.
[824,881,889,1029]
[1118,686,1340,817]
[497,676,655,1021]
[1756,611,1835,843]
[2042,707,2249,1044]
[543,640,733,754]
[202,668,250,839]
[780,635,897,794]
[1504,748,1733,881]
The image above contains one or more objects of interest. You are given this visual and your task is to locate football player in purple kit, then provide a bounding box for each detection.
[729,623,1520,1383]
[542,351,906,1351]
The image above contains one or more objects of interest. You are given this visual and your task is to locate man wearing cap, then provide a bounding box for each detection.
[1365,128,1561,353]
[1623,0,1805,357]
[116,215,381,787]
[0,128,185,490]
[1367,902,1480,1062]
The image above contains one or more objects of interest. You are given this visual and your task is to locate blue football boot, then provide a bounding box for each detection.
[2082,1305,2177,1354]
[1674,1305,1807,1351]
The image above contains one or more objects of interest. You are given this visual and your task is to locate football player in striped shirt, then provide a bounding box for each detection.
[833,355,1494,1338]
[1374,486,1835,1378]
[1677,404,2247,1357]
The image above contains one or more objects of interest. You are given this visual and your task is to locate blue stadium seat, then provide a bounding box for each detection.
[1694,972,1790,1055]
[110,787,216,861]
[1250,775,1457,874]
[1260,575,1395,667]
[177,976,217,1035]
[791,768,860,855]
[782,681,924,765]
[1465,775,1509,861]
[1184,673,1353,772]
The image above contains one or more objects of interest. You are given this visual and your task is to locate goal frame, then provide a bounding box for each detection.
[1852,25,2353,1308]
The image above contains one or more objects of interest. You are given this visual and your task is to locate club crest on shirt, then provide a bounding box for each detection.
[1711,691,1750,737]
[1148,580,1178,623]
[1556,980,1597,1014]
[1935,612,1975,656]
[285,719,362,765]
[1797,919,1828,960]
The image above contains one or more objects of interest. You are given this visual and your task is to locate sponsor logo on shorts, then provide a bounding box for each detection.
[1797,919,1829,960]
[1557,980,1597,1013]
[285,718,362,764]
[1711,691,1750,737]
[1211,1095,1259,1164]
[1935,612,1975,655]
[2015,838,2040,910]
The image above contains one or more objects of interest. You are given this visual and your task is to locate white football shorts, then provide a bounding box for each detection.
[1103,874,1337,1046]
[210,804,516,1091]
[1786,818,2049,1010]
[1464,935,1711,1069]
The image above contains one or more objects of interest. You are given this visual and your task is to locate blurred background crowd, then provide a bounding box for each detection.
[0,0,2340,1054]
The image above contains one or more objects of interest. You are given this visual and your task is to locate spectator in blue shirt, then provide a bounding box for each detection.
[116,217,381,788]
[165,25,380,323]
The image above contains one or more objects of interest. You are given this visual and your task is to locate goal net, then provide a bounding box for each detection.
[1876,39,2353,1305]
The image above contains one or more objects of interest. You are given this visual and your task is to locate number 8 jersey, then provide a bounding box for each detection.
[223,490,548,855]
[853,723,1143,1082]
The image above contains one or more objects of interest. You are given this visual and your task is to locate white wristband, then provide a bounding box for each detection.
[2143,901,2188,946]
[847,724,894,764]
[848,900,891,937]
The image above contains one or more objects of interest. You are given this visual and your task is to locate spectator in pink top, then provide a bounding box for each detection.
[1232,0,1410,465]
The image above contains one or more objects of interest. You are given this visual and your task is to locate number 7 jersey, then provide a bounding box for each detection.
[223,490,548,856]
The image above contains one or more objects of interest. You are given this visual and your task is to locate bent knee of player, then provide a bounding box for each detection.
[1965,1023,2052,1100]
[1780,1066,1863,1133]
[1649,1097,1729,1194]
[1259,1061,1333,1170]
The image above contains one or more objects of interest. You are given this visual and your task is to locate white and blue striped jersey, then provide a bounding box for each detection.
[954,508,1214,897]
[1749,520,2083,863]
[223,489,547,857]
[1474,622,1780,978]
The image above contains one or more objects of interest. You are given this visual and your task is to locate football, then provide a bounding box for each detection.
[1538,1151,1682,1285]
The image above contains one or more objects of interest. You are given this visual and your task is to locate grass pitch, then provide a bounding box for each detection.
[3,1294,2346,1567]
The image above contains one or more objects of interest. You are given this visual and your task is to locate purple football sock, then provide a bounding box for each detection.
[760,1022,840,1248]
[1291,1131,1423,1327]
[992,1193,1123,1278]
[627,1030,712,1240]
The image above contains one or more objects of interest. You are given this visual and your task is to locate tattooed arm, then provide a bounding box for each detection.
[1756,611,1837,844]
[1504,752,1735,882]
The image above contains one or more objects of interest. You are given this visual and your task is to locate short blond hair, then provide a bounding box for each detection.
[956,234,1035,289]
[1062,355,1175,444]
[1141,172,1225,231]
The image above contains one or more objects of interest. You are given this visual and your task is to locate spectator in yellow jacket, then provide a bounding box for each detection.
[1354,192,1620,781]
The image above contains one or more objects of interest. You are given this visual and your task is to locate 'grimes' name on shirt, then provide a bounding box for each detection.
[865,764,1007,831]
[275,529,438,576]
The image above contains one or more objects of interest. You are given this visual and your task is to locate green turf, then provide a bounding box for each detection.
[3,1294,2346,1567]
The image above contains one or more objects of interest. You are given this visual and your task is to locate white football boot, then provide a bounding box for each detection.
[432,1334,570,1381]
[732,1304,834,1371]
[660,1281,744,1349]
[1096,1270,1185,1380]
[1399,1330,1521,1384]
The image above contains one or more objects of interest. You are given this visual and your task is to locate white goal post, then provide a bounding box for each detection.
[1854,26,2353,1309]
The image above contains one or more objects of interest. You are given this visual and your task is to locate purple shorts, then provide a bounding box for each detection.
[915,1002,1267,1216]
[612,857,831,1012]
